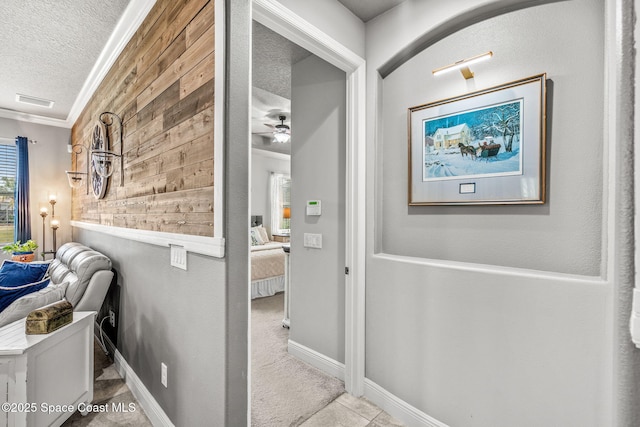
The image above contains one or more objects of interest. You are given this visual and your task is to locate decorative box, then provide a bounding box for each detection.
[25,301,73,335]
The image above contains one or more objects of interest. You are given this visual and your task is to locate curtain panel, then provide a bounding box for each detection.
[14,136,30,242]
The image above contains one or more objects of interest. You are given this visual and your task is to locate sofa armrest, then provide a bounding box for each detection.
[73,270,114,312]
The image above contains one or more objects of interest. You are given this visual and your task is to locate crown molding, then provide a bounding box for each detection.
[0,108,70,128]
[4,0,156,129]
[251,147,291,161]
[67,0,157,126]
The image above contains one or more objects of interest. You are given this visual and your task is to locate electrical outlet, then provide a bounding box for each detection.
[161,363,168,388]
[109,309,116,328]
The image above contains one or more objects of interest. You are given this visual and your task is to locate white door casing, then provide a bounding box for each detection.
[252,0,367,396]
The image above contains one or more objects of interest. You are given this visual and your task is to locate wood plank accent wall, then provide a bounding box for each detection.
[70,0,215,237]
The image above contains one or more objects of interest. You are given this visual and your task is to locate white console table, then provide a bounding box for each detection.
[0,311,95,427]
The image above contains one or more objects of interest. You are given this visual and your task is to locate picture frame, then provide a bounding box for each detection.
[408,73,547,205]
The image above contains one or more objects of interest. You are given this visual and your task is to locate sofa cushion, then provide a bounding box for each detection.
[0,278,51,312]
[55,248,111,307]
[0,282,67,327]
[0,260,50,287]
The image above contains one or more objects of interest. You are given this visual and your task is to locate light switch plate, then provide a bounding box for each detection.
[303,233,322,249]
[170,245,187,270]
[161,362,168,388]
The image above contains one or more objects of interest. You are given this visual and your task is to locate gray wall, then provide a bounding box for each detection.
[0,118,72,252]
[70,0,253,424]
[289,54,346,363]
[224,0,251,424]
[365,0,627,426]
[379,0,603,276]
[73,228,227,425]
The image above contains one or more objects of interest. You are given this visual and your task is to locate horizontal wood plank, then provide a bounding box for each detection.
[70,0,215,238]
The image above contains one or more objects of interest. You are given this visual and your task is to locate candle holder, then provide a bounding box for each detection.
[40,195,60,259]
[40,208,48,259]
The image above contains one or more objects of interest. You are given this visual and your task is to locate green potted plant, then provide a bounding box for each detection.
[2,240,39,262]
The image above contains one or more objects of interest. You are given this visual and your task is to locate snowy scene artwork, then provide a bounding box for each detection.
[422,100,523,182]
[409,74,546,205]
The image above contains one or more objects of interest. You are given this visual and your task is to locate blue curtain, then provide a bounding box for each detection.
[14,137,31,242]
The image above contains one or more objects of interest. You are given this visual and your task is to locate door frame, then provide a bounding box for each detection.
[252,0,366,396]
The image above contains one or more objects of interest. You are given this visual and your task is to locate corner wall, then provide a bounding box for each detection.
[69,0,231,425]
[364,0,626,426]
[0,118,71,256]
[289,54,347,364]
[73,227,226,425]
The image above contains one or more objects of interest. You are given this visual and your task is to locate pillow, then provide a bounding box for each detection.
[250,227,265,245]
[257,225,270,243]
[0,278,50,312]
[0,260,50,288]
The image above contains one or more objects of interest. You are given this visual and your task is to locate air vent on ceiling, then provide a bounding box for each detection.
[15,93,54,109]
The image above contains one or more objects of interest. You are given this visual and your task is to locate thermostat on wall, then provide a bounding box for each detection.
[306,200,321,216]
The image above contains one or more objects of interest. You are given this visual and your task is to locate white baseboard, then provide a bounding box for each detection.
[288,339,345,381]
[286,340,448,427]
[364,379,449,427]
[113,350,174,427]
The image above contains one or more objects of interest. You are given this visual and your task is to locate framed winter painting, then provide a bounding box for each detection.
[408,74,547,205]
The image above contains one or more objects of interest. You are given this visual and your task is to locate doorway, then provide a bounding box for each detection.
[249,17,351,425]
[250,0,366,400]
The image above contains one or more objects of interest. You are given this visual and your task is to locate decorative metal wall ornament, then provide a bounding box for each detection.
[90,112,124,199]
[65,144,89,194]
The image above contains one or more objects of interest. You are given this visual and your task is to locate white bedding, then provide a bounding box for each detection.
[251,241,286,299]
[251,241,284,252]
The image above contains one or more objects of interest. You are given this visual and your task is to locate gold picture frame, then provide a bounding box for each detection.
[408,74,547,205]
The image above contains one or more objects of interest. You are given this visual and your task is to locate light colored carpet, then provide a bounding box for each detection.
[252,293,345,427]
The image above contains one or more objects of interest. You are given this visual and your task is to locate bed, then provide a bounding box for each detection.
[251,216,286,299]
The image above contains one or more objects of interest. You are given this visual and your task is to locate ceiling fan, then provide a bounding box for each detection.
[253,114,291,144]
[270,115,291,143]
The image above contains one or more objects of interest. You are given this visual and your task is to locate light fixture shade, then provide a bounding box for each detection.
[432,51,493,77]
[92,150,117,178]
[272,115,291,143]
[282,207,291,219]
[273,132,291,143]
[65,171,87,189]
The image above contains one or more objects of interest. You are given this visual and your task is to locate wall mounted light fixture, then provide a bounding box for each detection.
[91,111,124,185]
[65,144,89,194]
[432,51,493,80]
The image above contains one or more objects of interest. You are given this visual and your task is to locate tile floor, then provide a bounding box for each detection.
[301,393,404,427]
[63,339,403,426]
[62,340,152,426]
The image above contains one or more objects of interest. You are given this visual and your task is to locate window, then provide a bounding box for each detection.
[0,144,17,243]
[270,173,291,235]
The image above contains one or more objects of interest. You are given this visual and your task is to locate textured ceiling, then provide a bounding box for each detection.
[252,21,311,100]
[251,3,405,155]
[0,0,130,121]
[0,0,403,132]
[252,21,311,155]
